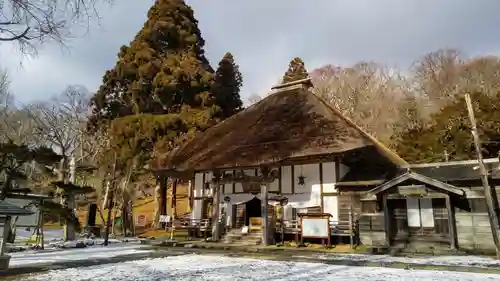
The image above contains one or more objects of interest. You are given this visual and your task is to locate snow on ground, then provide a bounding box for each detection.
[0,227,64,242]
[308,253,500,268]
[14,254,500,281]
[9,244,153,267]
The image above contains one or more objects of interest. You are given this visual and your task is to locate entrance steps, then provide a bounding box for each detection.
[222,228,262,245]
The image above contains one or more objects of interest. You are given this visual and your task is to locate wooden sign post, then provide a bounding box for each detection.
[298,213,332,248]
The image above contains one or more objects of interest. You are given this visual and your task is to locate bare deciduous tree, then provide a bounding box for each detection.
[410,49,464,108]
[312,62,407,145]
[28,85,90,158]
[0,70,37,145]
[0,0,112,54]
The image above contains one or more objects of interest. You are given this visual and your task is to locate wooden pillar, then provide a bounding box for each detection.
[211,181,222,241]
[159,176,168,229]
[445,194,457,250]
[169,179,178,240]
[382,195,391,247]
[261,183,269,245]
[0,216,11,255]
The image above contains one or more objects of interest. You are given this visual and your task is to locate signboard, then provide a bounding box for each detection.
[159,215,171,223]
[136,214,147,227]
[398,185,427,197]
[242,183,261,195]
[301,217,329,238]
[249,217,262,230]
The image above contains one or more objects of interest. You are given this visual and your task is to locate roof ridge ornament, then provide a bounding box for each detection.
[270,77,313,93]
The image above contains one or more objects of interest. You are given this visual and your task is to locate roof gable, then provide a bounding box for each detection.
[0,201,35,216]
[368,171,465,197]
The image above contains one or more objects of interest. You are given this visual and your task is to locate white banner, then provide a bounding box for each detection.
[419,199,435,228]
[406,198,421,227]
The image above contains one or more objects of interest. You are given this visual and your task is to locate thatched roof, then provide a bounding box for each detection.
[156,78,406,171]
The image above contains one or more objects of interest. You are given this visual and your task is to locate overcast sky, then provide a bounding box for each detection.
[2,0,500,104]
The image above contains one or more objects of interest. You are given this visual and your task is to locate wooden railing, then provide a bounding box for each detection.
[167,218,214,230]
[165,213,358,246]
[275,219,358,235]
[275,213,359,248]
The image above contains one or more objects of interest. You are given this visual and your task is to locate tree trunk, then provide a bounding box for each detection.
[153,177,167,229]
[97,207,106,228]
[111,205,119,236]
[121,204,127,236]
[120,170,133,236]
[169,179,178,240]
[1,216,12,255]
[129,200,136,236]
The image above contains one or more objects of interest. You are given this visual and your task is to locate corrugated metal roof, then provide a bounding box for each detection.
[0,201,35,216]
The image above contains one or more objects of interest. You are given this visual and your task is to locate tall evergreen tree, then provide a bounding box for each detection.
[88,0,218,132]
[211,52,243,118]
[282,57,309,83]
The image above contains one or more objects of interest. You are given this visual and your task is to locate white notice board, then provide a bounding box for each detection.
[301,217,329,238]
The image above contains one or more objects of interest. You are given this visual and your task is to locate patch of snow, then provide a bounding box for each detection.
[15,254,500,281]
[9,244,153,266]
[46,237,126,249]
[0,227,64,242]
[307,253,500,268]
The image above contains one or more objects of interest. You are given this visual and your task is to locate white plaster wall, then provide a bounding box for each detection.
[223,181,232,194]
[269,171,280,192]
[339,162,349,181]
[294,163,320,193]
[191,160,345,221]
[192,199,203,220]
[281,166,292,194]
[192,172,212,220]
[223,170,233,194]
[322,162,336,192]
[321,161,339,222]
[284,164,322,209]
[194,173,203,198]
[323,196,339,224]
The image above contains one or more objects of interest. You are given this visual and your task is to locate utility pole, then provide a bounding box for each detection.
[103,153,117,246]
[465,93,500,258]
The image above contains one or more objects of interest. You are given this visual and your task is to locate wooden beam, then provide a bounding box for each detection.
[278,167,282,194]
[211,171,279,185]
[149,169,194,180]
[278,154,338,166]
[334,157,340,183]
[382,195,391,247]
[445,194,457,250]
[322,192,339,196]
[261,183,269,246]
[211,182,222,241]
[319,162,324,213]
[232,170,236,194]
